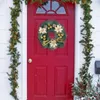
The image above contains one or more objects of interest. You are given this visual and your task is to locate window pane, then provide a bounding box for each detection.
[43,1,50,11]
[57,7,66,14]
[47,11,55,14]
[52,1,59,10]
[36,8,46,14]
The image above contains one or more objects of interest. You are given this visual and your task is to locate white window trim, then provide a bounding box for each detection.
[21,3,81,100]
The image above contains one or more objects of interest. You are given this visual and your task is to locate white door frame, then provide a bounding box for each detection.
[21,2,81,100]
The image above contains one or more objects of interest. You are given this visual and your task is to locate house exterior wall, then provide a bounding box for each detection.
[90,0,100,84]
[0,0,100,100]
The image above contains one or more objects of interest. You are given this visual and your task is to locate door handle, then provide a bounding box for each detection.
[28,58,32,63]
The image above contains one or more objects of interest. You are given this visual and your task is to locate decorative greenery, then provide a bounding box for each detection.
[8,0,21,100]
[8,0,95,100]
[95,76,100,100]
[24,0,85,4]
[72,0,95,99]
[38,20,66,49]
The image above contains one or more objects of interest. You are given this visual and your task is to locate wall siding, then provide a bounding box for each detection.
[0,0,22,100]
[0,0,100,100]
[0,0,12,100]
[90,0,100,84]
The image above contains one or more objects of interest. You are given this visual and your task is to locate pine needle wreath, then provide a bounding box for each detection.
[38,20,66,49]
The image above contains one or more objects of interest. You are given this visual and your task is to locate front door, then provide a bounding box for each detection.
[27,1,75,100]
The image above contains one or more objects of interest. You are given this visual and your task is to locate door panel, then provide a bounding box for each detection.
[27,2,75,100]
[34,66,47,95]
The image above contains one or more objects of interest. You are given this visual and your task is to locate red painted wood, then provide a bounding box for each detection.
[27,2,75,100]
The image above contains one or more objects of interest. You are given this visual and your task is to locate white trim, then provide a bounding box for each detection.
[74,4,81,80]
[21,3,81,100]
[21,2,27,100]
[74,4,81,99]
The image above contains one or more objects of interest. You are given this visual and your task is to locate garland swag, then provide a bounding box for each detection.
[8,0,21,100]
[8,0,94,100]
[72,0,95,99]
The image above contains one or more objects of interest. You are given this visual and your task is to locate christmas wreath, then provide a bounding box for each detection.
[38,20,67,49]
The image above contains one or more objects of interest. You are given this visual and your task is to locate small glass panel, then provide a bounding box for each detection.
[43,1,50,11]
[47,11,55,14]
[52,1,59,10]
[36,8,46,14]
[57,7,66,14]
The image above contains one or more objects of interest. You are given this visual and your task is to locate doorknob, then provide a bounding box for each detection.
[28,58,32,63]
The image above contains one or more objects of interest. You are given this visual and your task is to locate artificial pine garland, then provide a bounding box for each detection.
[8,0,21,100]
[24,0,82,4]
[8,0,94,100]
[72,0,96,99]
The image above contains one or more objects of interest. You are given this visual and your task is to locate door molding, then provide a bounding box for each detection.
[21,2,27,100]
[74,5,81,81]
[21,2,81,100]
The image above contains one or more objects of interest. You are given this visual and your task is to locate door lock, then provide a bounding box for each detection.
[28,58,32,63]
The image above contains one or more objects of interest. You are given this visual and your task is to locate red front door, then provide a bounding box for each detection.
[27,1,75,100]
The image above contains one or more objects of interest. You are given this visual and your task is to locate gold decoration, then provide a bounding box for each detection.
[38,20,66,49]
